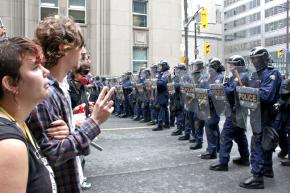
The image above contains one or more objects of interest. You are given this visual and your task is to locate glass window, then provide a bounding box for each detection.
[68,0,86,24]
[41,0,58,7]
[69,0,85,8]
[40,0,59,20]
[133,47,148,72]
[133,0,147,27]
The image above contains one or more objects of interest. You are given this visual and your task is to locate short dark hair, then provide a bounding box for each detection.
[0,37,43,98]
[34,16,84,69]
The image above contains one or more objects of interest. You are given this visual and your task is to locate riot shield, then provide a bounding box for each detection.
[225,64,251,128]
[115,84,124,101]
[143,78,152,100]
[179,73,195,112]
[209,83,227,115]
[184,83,196,112]
[167,81,175,96]
[194,88,211,121]
[151,78,158,99]
[136,82,145,103]
[236,86,261,133]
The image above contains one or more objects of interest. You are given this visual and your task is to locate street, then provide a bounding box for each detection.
[84,116,290,193]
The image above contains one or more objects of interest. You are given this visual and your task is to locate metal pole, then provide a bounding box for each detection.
[184,0,189,66]
[195,22,197,59]
[286,0,289,79]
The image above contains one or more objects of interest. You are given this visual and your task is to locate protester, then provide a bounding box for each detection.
[26,16,115,193]
[0,37,69,193]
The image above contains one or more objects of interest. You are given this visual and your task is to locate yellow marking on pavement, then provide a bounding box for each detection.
[102,125,155,131]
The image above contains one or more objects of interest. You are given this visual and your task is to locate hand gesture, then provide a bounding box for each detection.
[91,86,115,125]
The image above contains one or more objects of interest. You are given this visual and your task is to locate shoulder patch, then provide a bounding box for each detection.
[270,75,276,80]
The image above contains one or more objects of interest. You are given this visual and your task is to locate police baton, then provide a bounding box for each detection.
[91,140,103,151]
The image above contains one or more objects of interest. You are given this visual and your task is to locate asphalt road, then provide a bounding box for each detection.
[83,116,290,193]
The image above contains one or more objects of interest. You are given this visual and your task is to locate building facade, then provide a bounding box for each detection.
[181,0,224,64]
[224,0,289,74]
[0,0,182,75]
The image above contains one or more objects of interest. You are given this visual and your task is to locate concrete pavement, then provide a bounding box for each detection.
[84,116,290,193]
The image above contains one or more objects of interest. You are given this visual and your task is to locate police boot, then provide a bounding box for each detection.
[189,138,196,143]
[163,124,170,129]
[147,121,156,126]
[189,143,202,150]
[171,129,182,136]
[170,122,175,127]
[178,134,190,141]
[200,151,217,159]
[278,150,288,159]
[140,119,150,123]
[209,162,228,171]
[120,114,128,118]
[281,160,290,166]
[232,157,250,166]
[133,116,141,121]
[239,175,264,189]
[263,167,274,178]
[152,125,163,131]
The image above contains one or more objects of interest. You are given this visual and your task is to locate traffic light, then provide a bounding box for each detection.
[204,42,210,55]
[201,8,208,29]
[181,55,186,64]
[278,48,284,58]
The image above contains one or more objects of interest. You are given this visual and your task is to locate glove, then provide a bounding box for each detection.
[273,103,280,113]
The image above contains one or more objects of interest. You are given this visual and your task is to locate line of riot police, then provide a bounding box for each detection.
[90,46,290,190]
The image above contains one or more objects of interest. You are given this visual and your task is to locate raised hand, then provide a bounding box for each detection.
[90,86,115,125]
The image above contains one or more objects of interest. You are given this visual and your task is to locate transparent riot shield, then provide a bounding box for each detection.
[209,83,227,115]
[167,80,175,96]
[190,65,211,121]
[143,78,152,100]
[115,84,123,101]
[236,86,261,133]
[151,78,157,99]
[130,74,138,95]
[223,64,249,128]
[136,82,145,100]
[194,88,211,120]
[179,73,195,112]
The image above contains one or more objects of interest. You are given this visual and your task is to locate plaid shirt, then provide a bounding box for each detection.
[27,75,100,193]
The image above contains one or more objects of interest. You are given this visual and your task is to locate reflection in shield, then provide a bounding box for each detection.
[195,88,211,121]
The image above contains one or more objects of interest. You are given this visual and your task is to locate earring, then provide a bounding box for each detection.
[13,90,19,95]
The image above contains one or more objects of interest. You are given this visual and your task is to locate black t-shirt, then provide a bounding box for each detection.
[0,117,56,193]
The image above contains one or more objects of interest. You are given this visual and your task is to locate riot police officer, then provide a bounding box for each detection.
[239,47,282,189]
[133,67,146,121]
[273,79,290,166]
[152,60,171,131]
[196,58,223,153]
[210,55,250,170]
[147,63,159,126]
[171,64,186,136]
[121,71,133,118]
[140,68,152,123]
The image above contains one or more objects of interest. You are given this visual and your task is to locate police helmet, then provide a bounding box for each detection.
[125,71,132,76]
[209,58,225,73]
[176,64,186,71]
[144,68,151,78]
[158,60,170,72]
[150,63,158,69]
[250,46,272,72]
[191,59,204,73]
[227,55,245,66]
